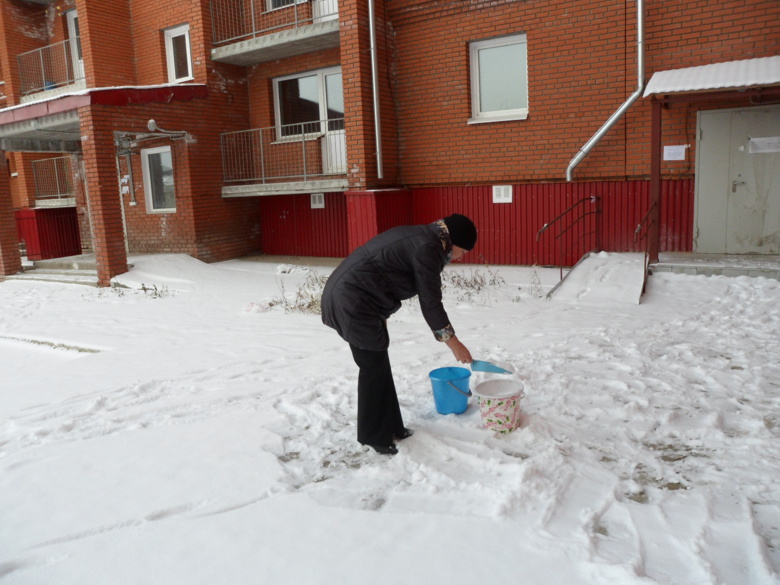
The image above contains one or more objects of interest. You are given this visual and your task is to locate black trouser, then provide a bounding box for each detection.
[349,344,406,446]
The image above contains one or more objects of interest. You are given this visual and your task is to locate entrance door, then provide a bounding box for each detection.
[695,105,780,253]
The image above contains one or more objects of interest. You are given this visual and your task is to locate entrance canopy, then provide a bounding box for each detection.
[643,55,780,97]
[0,84,207,152]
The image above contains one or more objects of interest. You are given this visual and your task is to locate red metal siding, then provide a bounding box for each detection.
[15,207,82,260]
[252,180,693,264]
[375,189,413,233]
[412,180,694,267]
[258,193,348,257]
[346,192,378,250]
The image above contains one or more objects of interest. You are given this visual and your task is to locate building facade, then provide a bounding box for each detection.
[0,0,778,285]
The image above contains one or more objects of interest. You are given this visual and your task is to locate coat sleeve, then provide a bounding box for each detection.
[412,243,455,341]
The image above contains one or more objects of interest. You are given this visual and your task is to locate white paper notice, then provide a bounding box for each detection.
[663,145,688,161]
[749,136,780,154]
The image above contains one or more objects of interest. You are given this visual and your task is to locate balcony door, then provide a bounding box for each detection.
[274,68,345,175]
[66,11,84,81]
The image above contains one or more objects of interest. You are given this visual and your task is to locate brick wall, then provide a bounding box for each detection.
[78,0,136,87]
[387,0,780,187]
[0,0,47,103]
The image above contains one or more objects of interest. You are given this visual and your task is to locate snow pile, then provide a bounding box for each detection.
[0,254,778,585]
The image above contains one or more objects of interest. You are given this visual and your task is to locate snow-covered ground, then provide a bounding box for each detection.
[1,253,778,585]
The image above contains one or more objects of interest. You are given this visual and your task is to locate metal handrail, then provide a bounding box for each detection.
[220,118,346,184]
[210,0,338,46]
[537,195,600,280]
[634,202,657,295]
[17,38,84,95]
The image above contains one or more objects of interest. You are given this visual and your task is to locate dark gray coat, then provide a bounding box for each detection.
[321,222,454,351]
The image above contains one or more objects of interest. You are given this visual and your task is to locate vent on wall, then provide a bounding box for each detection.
[492,185,512,203]
[311,193,325,209]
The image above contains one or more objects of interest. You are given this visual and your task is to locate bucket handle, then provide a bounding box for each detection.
[447,380,472,397]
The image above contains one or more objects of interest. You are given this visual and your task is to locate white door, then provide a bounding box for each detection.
[66,11,84,81]
[322,72,346,174]
[313,0,338,23]
[695,105,780,254]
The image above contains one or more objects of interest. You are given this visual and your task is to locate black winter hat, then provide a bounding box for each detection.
[443,214,478,251]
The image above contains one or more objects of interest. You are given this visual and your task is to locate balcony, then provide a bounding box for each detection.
[221,119,348,197]
[32,155,77,208]
[210,0,339,66]
[17,38,86,102]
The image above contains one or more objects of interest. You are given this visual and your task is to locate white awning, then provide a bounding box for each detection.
[643,55,780,97]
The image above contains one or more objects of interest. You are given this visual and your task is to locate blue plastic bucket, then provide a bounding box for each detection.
[429,367,471,415]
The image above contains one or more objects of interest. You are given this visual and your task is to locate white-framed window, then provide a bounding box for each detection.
[164,24,193,83]
[469,34,528,124]
[141,146,176,213]
[272,67,344,140]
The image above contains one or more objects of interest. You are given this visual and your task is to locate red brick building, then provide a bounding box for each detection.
[0,0,778,285]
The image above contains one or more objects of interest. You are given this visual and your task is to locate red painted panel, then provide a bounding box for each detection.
[258,193,348,257]
[345,191,378,250]
[375,189,413,233]
[254,181,693,264]
[15,207,81,260]
[412,180,694,267]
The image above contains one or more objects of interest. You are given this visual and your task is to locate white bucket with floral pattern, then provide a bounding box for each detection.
[473,379,525,433]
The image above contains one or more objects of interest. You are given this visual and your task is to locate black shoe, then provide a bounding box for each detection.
[368,443,398,455]
[395,428,414,440]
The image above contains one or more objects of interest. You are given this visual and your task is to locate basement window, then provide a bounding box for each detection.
[141,146,177,213]
[164,24,193,83]
[469,34,528,124]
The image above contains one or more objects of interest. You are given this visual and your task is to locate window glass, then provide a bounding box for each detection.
[164,25,192,83]
[279,75,321,136]
[274,68,344,138]
[325,73,344,131]
[470,35,528,123]
[143,147,176,212]
[171,34,190,81]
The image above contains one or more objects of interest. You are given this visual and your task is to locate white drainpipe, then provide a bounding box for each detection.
[368,0,384,179]
[566,0,645,181]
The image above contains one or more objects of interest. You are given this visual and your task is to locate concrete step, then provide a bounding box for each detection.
[649,253,780,281]
[31,255,98,271]
[7,268,99,287]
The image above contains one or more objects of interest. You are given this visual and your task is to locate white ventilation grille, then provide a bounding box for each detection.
[311,193,325,209]
[492,185,513,203]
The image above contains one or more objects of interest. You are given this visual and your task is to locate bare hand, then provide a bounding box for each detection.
[445,335,473,364]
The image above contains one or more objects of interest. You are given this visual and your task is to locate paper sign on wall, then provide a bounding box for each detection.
[663,145,688,161]
[749,136,780,154]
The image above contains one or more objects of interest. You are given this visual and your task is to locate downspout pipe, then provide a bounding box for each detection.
[566,0,645,182]
[368,0,384,179]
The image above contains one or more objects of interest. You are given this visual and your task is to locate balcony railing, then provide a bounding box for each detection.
[210,0,338,45]
[17,38,84,95]
[221,119,346,184]
[32,156,76,206]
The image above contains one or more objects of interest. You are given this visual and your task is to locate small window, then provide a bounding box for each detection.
[141,146,176,213]
[469,34,528,124]
[164,24,193,83]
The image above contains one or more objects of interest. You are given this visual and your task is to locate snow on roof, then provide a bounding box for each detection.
[643,55,780,97]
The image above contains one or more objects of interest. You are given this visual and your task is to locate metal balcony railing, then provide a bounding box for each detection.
[17,38,84,95]
[210,0,338,45]
[32,156,76,203]
[221,119,346,184]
